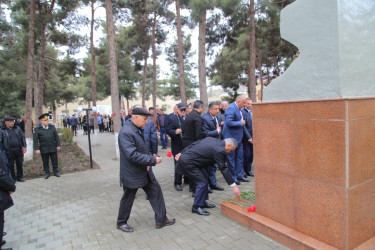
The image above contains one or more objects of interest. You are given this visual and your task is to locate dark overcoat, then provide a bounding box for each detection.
[33,124,61,153]
[176,137,234,185]
[182,110,203,142]
[166,113,185,155]
[0,125,27,152]
[0,147,16,212]
[119,120,157,189]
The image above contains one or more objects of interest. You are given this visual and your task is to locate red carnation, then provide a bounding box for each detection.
[112,112,116,116]
[57,154,61,158]
[31,166,34,169]
[23,119,27,122]
[247,205,256,213]
[167,152,173,158]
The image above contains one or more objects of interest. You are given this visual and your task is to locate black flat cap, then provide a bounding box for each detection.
[177,102,187,110]
[39,113,49,120]
[132,107,151,116]
[3,116,15,121]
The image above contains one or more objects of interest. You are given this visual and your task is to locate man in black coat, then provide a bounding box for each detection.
[202,102,225,191]
[166,102,187,191]
[0,143,16,250]
[175,137,241,216]
[182,100,204,148]
[241,98,254,177]
[33,113,61,179]
[117,108,175,233]
[0,116,27,182]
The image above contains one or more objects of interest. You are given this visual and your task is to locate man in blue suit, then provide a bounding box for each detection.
[241,98,254,177]
[222,95,251,184]
[202,102,225,191]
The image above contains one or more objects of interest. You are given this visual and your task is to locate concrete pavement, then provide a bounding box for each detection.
[4,131,288,250]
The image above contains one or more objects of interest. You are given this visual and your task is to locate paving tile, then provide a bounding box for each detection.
[5,132,288,250]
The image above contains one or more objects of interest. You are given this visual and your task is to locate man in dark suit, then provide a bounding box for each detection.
[166,103,187,191]
[175,137,241,216]
[222,95,251,184]
[157,109,168,149]
[202,102,225,191]
[182,100,204,148]
[241,98,254,177]
[117,108,175,233]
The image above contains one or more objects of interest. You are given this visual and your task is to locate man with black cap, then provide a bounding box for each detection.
[117,107,175,232]
[0,116,27,182]
[33,113,61,179]
[166,102,188,191]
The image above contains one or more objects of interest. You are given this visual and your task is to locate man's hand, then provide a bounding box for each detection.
[217,126,221,133]
[176,128,182,134]
[156,157,162,164]
[241,119,246,126]
[57,147,61,150]
[22,147,27,154]
[221,121,224,126]
[35,150,40,154]
[175,153,181,161]
[232,185,241,197]
[147,166,150,171]
[248,138,253,143]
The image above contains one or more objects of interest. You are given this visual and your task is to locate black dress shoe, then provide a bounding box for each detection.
[44,173,50,179]
[192,207,210,216]
[208,187,213,193]
[203,203,216,209]
[192,192,195,198]
[249,173,254,177]
[17,178,25,182]
[156,218,176,229]
[117,224,134,233]
[1,240,6,246]
[238,177,250,182]
[235,181,241,185]
[54,172,61,177]
[211,185,224,191]
[174,184,182,191]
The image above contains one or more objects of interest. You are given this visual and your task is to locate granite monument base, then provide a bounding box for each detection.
[222,98,375,250]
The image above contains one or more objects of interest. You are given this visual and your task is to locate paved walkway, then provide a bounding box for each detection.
[4,131,288,250]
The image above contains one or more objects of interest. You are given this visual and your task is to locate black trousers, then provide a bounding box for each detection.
[0,211,3,244]
[243,141,254,174]
[71,125,77,135]
[6,148,23,180]
[41,152,58,174]
[117,178,167,225]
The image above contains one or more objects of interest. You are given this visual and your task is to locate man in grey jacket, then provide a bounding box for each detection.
[116,107,175,233]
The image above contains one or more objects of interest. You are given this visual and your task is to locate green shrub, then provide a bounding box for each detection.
[62,128,74,144]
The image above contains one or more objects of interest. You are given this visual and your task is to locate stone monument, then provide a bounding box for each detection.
[221,0,375,249]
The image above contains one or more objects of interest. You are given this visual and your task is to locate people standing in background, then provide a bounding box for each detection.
[125,108,132,121]
[222,95,251,184]
[157,109,168,149]
[241,98,254,177]
[97,115,103,133]
[166,103,187,192]
[218,101,228,129]
[202,102,225,191]
[148,108,160,133]
[33,113,61,179]
[88,114,95,134]
[69,114,78,136]
[0,116,27,183]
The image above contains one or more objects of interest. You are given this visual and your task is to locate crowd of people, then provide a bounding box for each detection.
[116,95,253,232]
[0,95,254,238]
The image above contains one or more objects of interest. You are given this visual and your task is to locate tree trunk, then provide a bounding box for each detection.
[24,0,36,161]
[258,58,264,102]
[51,102,56,125]
[198,10,208,112]
[142,53,148,108]
[105,0,121,158]
[151,11,157,109]
[35,23,47,122]
[248,0,257,102]
[90,0,97,108]
[176,0,186,103]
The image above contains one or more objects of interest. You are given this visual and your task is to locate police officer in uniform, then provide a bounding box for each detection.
[33,113,61,179]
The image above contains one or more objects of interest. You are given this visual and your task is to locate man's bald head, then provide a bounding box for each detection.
[235,95,247,109]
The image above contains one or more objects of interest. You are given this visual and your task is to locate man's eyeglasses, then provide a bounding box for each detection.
[180,109,186,111]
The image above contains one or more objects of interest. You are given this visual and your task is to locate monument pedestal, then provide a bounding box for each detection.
[222,98,375,250]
